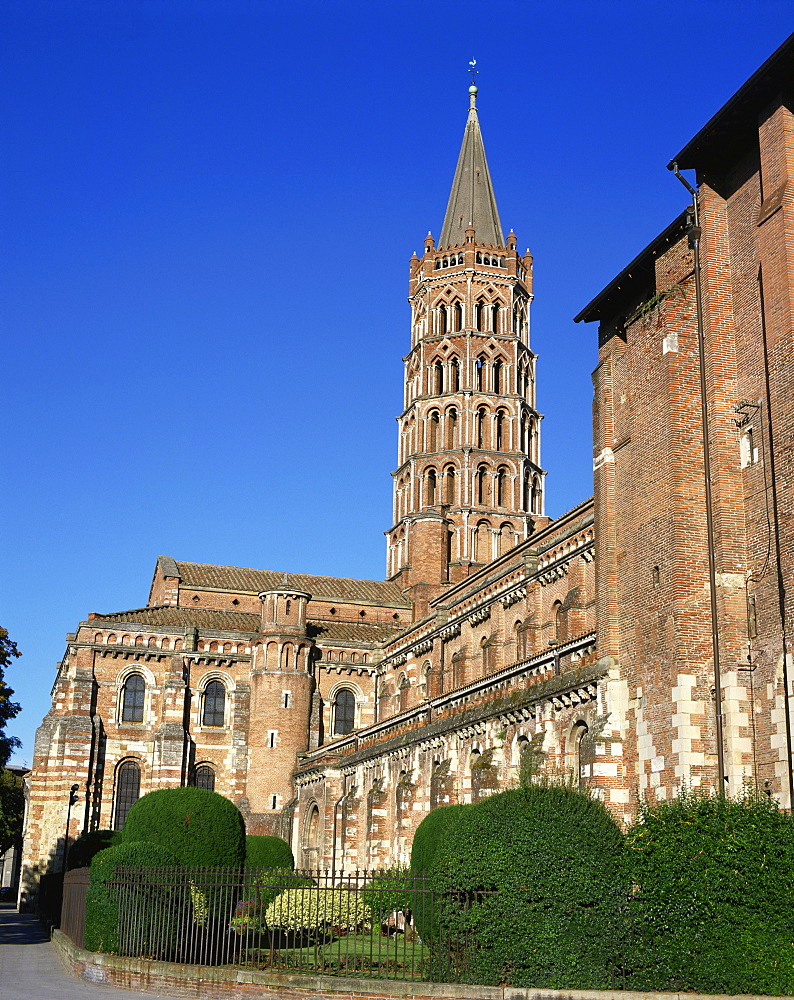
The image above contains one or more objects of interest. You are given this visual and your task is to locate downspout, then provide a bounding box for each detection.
[668,162,726,793]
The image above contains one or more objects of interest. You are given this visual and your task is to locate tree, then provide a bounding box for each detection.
[0,628,21,769]
[0,768,24,856]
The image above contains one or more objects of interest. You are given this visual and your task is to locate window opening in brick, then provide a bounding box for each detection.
[333,689,356,735]
[202,680,226,727]
[193,764,215,792]
[113,760,140,830]
[121,673,145,723]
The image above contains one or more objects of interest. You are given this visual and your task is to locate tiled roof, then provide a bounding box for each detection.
[86,607,400,647]
[170,559,410,607]
[88,606,261,632]
[307,620,402,645]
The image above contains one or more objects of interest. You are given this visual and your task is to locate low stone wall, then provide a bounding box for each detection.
[51,929,778,1000]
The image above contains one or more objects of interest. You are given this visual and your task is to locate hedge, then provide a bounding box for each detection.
[245,834,294,871]
[66,829,119,870]
[121,787,246,868]
[625,789,794,995]
[428,785,627,988]
[84,840,180,954]
[410,803,467,875]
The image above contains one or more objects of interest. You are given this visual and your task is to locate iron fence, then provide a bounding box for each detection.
[103,866,466,981]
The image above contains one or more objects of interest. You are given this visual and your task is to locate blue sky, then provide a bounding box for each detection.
[2,1,790,765]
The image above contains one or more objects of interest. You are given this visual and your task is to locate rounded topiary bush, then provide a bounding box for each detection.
[245,834,294,871]
[410,803,467,875]
[121,787,246,868]
[429,786,628,988]
[66,829,119,870]
[626,789,794,995]
[84,840,180,954]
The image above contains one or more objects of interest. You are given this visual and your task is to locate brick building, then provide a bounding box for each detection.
[21,37,794,890]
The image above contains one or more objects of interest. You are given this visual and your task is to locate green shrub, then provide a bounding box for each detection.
[84,840,180,954]
[626,789,794,995]
[410,803,467,874]
[245,834,294,871]
[264,885,370,934]
[362,865,416,924]
[429,786,627,988]
[67,829,119,870]
[121,787,246,868]
[231,870,315,933]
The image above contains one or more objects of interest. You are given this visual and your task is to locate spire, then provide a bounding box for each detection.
[439,83,504,249]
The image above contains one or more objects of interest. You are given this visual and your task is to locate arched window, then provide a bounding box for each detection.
[495,410,505,450]
[450,357,460,391]
[474,520,490,562]
[439,306,448,336]
[193,764,216,791]
[445,408,458,449]
[476,407,487,449]
[496,467,507,507]
[499,521,513,555]
[113,760,141,830]
[444,466,456,505]
[453,302,463,332]
[434,360,444,394]
[333,689,356,735]
[427,411,439,451]
[476,465,489,506]
[426,467,437,506]
[202,680,226,727]
[573,722,589,788]
[493,358,502,393]
[481,636,493,673]
[476,355,486,390]
[121,673,145,723]
[554,601,566,643]
[532,476,542,514]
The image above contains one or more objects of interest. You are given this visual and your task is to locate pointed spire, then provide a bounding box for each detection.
[439,83,504,249]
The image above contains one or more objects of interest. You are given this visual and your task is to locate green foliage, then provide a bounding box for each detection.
[410,803,467,875]
[0,768,24,855]
[362,865,415,924]
[84,840,180,954]
[231,870,315,932]
[66,829,119,870]
[429,786,627,988]
[121,787,246,868]
[625,788,794,995]
[245,834,294,871]
[264,885,370,933]
[0,628,21,768]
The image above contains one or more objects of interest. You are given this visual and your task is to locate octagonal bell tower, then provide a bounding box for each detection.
[388,83,545,615]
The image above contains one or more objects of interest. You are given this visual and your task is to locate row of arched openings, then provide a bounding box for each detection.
[120,674,226,728]
[401,407,538,461]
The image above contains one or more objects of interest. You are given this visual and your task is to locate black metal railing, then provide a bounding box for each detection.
[100,867,459,981]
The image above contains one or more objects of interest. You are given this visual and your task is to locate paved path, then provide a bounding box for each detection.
[0,904,176,999]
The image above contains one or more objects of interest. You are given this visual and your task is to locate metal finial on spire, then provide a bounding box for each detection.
[468,59,479,108]
[468,59,478,84]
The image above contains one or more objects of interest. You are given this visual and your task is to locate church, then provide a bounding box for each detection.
[21,36,794,890]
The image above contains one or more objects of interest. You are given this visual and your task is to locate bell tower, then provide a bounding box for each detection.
[388,83,544,614]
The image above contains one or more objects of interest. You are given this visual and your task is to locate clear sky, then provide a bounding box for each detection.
[2,0,790,765]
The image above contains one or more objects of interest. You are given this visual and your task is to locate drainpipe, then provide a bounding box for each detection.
[668,162,726,794]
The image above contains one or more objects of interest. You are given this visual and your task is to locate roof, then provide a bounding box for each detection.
[573,212,689,325]
[439,88,504,249]
[671,34,794,173]
[88,606,261,632]
[86,606,401,647]
[167,559,410,607]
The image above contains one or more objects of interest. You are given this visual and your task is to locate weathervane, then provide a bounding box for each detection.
[468,59,478,84]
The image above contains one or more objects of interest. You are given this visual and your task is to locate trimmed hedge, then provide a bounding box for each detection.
[410,803,467,875]
[428,786,627,988]
[625,790,794,995]
[245,834,294,870]
[84,840,180,954]
[121,787,246,868]
[66,829,118,870]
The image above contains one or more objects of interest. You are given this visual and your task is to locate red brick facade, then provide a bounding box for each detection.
[21,42,794,895]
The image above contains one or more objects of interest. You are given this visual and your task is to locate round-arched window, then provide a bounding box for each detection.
[202,680,226,727]
[333,689,356,735]
[121,673,145,723]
